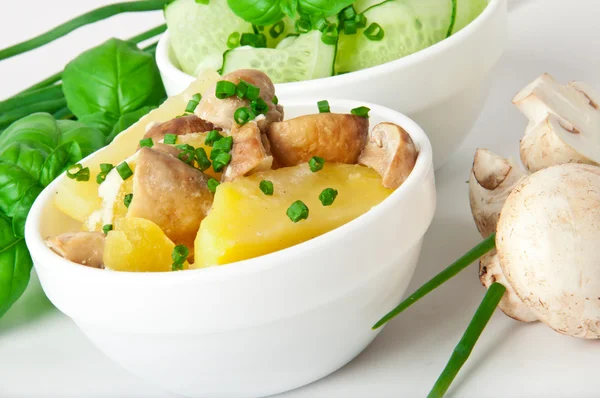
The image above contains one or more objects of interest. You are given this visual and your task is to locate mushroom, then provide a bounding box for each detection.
[468,148,526,238]
[497,163,600,338]
[127,147,213,252]
[141,114,219,146]
[46,232,105,268]
[358,122,417,189]
[222,121,273,182]
[195,69,283,131]
[513,73,600,172]
[266,113,369,167]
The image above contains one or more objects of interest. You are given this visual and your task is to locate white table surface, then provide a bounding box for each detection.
[2,1,600,397]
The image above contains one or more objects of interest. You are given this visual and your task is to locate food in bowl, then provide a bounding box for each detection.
[47,69,419,271]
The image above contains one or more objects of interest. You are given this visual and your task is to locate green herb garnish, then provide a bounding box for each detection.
[364,22,384,41]
[240,32,267,48]
[351,106,370,118]
[319,188,338,206]
[205,130,224,146]
[286,200,309,223]
[212,152,232,172]
[195,148,211,171]
[207,178,220,193]
[215,80,237,99]
[234,106,255,125]
[272,95,279,105]
[116,161,133,180]
[317,100,330,113]
[269,20,285,39]
[139,137,154,148]
[212,136,233,154]
[309,156,325,172]
[185,99,199,113]
[227,32,241,49]
[102,224,113,234]
[259,180,274,196]
[163,133,178,144]
[124,193,133,208]
[242,80,260,100]
[66,163,90,182]
[171,245,189,271]
[251,98,269,115]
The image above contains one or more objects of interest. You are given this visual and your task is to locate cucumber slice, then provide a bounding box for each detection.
[335,0,453,74]
[353,0,384,14]
[452,0,488,34]
[222,30,336,83]
[165,0,253,75]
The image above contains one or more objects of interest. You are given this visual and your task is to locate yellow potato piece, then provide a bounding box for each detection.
[54,70,221,223]
[194,163,392,267]
[104,217,188,272]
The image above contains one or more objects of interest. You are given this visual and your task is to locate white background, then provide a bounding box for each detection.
[2,0,600,397]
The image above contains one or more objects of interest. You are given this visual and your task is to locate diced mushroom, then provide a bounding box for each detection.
[46,232,105,268]
[358,122,417,189]
[266,113,369,167]
[195,69,283,131]
[222,121,273,182]
[141,114,219,147]
[127,147,213,251]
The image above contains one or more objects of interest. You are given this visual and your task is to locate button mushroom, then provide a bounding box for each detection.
[141,114,219,146]
[46,232,105,268]
[358,122,418,189]
[266,113,368,167]
[222,121,273,182]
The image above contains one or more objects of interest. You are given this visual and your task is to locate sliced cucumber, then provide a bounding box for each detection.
[335,0,453,74]
[222,30,336,83]
[353,0,384,14]
[165,0,253,75]
[451,0,488,34]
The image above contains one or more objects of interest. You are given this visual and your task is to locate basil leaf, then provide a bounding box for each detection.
[105,105,156,144]
[39,141,83,187]
[57,120,105,157]
[297,0,353,18]
[77,112,119,137]
[0,142,49,182]
[280,0,298,17]
[227,0,286,25]
[0,160,38,218]
[12,186,43,238]
[0,113,59,150]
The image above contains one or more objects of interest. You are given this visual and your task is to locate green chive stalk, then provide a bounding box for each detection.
[0,1,170,61]
[0,84,64,113]
[53,107,74,120]
[373,233,496,329]
[427,282,505,398]
[18,71,62,95]
[0,98,67,129]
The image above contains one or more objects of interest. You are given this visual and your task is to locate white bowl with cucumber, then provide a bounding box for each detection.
[156,0,507,168]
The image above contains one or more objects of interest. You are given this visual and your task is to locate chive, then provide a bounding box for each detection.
[212,136,233,154]
[185,99,199,113]
[205,130,224,146]
[116,162,133,180]
[319,188,338,206]
[251,98,269,115]
[215,80,237,99]
[207,177,220,193]
[240,33,267,48]
[192,93,202,102]
[124,193,133,208]
[99,163,114,173]
[286,200,309,223]
[355,13,367,29]
[102,224,113,234]
[175,143,195,151]
[139,137,154,148]
[309,156,325,172]
[269,20,285,39]
[195,0,209,4]
[321,24,339,45]
[212,152,232,172]
[235,80,248,99]
[171,245,189,271]
[163,133,178,144]
[242,80,260,100]
[295,18,311,34]
[317,100,330,113]
[96,172,108,184]
[343,19,357,35]
[314,18,329,32]
[178,149,196,165]
[97,164,114,184]
[364,23,384,41]
[272,95,279,105]
[195,148,211,171]
[66,163,82,179]
[259,180,274,196]
[234,107,255,125]
[351,106,370,118]
[340,5,356,21]
[227,32,240,49]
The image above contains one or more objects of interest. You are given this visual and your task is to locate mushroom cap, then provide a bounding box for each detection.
[141,114,219,146]
[223,121,273,182]
[497,163,600,338]
[46,232,105,268]
[469,149,526,238]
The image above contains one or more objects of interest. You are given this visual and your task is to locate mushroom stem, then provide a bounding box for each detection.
[427,282,505,398]
[372,234,496,329]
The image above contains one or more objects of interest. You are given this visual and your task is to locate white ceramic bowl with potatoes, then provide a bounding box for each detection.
[156,0,506,169]
[25,98,435,398]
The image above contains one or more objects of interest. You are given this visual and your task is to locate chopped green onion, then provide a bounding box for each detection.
[207,177,220,193]
[321,24,339,45]
[355,13,367,29]
[96,172,108,184]
[171,245,189,271]
[317,100,330,113]
[205,130,224,146]
[139,137,154,148]
[259,180,274,196]
[364,22,384,41]
[178,149,196,165]
[286,200,309,223]
[235,80,248,99]
[212,136,233,154]
[252,24,265,33]
[66,163,82,178]
[163,133,178,144]
[195,148,211,171]
[215,80,237,99]
[351,106,370,118]
[124,193,133,208]
[227,32,240,49]
[295,18,311,33]
[185,99,199,113]
[194,0,209,4]
[234,107,255,125]
[116,162,133,180]
[272,95,279,105]
[309,156,325,172]
[319,188,338,206]
[175,143,195,151]
[212,152,232,172]
[343,19,357,35]
[100,163,114,173]
[242,80,260,100]
[240,33,267,48]
[340,5,356,21]
[251,98,269,115]
[269,20,285,39]
[192,93,202,102]
[102,224,113,234]
[315,18,329,32]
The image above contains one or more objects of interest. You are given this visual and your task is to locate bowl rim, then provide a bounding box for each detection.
[25,99,434,282]
[156,0,504,90]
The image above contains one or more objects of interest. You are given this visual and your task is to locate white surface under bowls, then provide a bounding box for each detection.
[25,99,436,398]
[156,0,506,169]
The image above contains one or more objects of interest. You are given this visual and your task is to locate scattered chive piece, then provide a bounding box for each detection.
[286,200,309,223]
[243,80,260,100]
[236,80,248,99]
[269,20,285,39]
[139,137,154,148]
[102,224,113,234]
[295,18,311,33]
[195,148,211,171]
[116,162,133,180]
[259,180,274,195]
[207,177,220,193]
[171,245,189,271]
[212,136,233,153]
[124,193,133,208]
[178,149,196,165]
[163,133,178,145]
[251,97,269,115]
[212,152,232,172]
[319,188,338,206]
[343,19,357,35]
[321,24,339,45]
[205,130,224,146]
[315,18,329,32]
[355,13,367,29]
[317,100,330,113]
[234,106,255,125]
[175,143,195,151]
[364,22,384,41]
[185,99,199,113]
[227,32,241,49]
[96,172,108,184]
[215,80,237,99]
[192,93,202,102]
[272,95,279,105]
[240,32,267,48]
[351,106,370,118]
[99,163,114,173]
[66,163,82,179]
[194,0,209,4]
[340,5,356,21]
[309,156,325,172]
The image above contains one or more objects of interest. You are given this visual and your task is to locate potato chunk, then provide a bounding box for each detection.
[194,163,392,267]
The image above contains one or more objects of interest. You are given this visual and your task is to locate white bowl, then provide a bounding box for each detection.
[156,0,506,169]
[25,99,436,398]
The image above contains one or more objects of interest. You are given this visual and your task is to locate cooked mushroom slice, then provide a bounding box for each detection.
[195,69,282,131]
[222,121,273,182]
[127,147,213,251]
[266,113,368,167]
[46,232,105,268]
[358,122,417,189]
[468,149,526,238]
[141,114,219,146]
